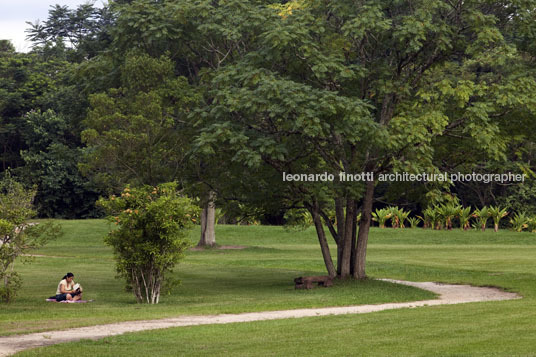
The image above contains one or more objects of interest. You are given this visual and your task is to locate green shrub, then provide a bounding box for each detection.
[0,174,61,303]
[98,183,199,304]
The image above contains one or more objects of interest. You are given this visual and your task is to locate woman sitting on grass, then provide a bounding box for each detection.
[54,272,83,302]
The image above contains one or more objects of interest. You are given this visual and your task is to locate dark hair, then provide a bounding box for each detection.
[62,272,74,280]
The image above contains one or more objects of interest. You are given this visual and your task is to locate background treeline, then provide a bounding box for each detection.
[1,0,536,224]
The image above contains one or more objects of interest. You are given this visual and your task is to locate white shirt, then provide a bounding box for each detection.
[56,279,74,295]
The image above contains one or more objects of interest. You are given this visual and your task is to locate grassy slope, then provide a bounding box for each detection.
[9,222,536,356]
[1,221,433,336]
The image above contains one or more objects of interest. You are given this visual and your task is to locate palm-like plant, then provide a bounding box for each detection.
[388,207,400,228]
[510,212,529,232]
[397,209,410,228]
[488,206,508,232]
[472,207,490,231]
[431,206,443,230]
[527,217,536,233]
[388,207,410,228]
[458,206,472,231]
[407,217,421,229]
[438,203,459,230]
[372,208,392,228]
[420,208,434,229]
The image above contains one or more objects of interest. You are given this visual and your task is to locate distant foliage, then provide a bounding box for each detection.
[20,109,102,218]
[81,52,198,191]
[283,208,313,230]
[499,181,536,216]
[25,3,113,61]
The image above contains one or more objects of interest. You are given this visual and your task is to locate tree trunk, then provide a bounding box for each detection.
[340,198,356,278]
[131,270,143,303]
[336,244,343,276]
[350,206,357,276]
[353,179,375,279]
[310,202,336,278]
[198,190,216,247]
[335,197,345,276]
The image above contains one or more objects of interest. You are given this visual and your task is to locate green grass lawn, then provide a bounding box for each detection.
[1,221,433,336]
[6,222,536,356]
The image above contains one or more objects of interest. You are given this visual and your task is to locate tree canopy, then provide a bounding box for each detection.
[195,0,536,277]
[1,0,536,279]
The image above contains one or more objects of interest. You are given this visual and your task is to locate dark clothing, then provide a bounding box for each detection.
[53,290,80,301]
[54,293,69,301]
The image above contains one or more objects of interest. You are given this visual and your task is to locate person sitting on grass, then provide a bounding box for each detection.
[54,272,83,302]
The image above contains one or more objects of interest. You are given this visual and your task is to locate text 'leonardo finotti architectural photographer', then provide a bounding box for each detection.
[282,172,527,183]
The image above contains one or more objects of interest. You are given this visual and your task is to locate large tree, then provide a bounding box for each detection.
[25,3,114,61]
[196,0,536,278]
[0,3,116,218]
[81,51,198,190]
[82,0,275,246]
[0,46,65,172]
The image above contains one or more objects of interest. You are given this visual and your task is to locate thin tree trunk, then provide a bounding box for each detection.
[335,197,345,276]
[132,270,142,303]
[350,204,357,276]
[353,180,375,279]
[310,202,336,278]
[336,244,343,276]
[340,198,356,278]
[198,190,216,247]
[140,269,149,303]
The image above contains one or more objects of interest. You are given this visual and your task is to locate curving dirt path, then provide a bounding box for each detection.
[0,280,520,356]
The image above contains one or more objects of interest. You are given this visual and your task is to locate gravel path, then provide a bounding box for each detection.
[0,280,520,356]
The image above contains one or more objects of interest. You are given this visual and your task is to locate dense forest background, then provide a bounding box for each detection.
[1,0,536,223]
